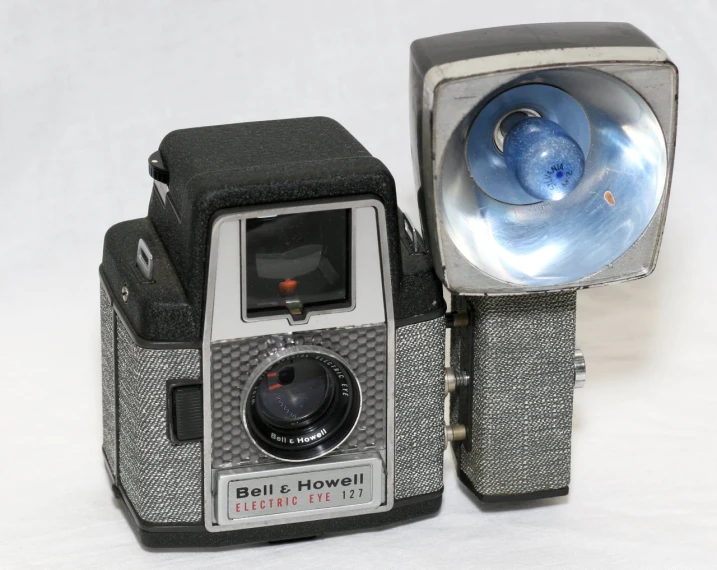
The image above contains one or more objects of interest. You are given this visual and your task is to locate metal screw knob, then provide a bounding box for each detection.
[445,367,470,395]
[445,424,467,448]
[445,311,469,328]
[574,348,586,389]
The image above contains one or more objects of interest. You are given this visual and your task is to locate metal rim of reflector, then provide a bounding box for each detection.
[440,68,668,287]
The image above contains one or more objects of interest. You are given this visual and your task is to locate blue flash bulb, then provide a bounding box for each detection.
[503,117,585,202]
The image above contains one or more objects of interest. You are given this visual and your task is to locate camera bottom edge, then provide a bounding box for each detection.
[457,470,569,504]
[112,482,443,548]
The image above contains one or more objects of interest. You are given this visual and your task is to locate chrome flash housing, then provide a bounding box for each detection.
[410,22,678,293]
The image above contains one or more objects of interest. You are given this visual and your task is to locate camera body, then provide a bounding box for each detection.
[100,118,446,547]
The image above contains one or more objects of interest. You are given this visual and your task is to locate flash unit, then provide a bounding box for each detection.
[410,22,678,501]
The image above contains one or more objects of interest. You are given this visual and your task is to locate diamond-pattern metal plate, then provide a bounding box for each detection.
[210,325,387,469]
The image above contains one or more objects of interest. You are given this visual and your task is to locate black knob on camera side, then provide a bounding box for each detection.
[148,150,170,183]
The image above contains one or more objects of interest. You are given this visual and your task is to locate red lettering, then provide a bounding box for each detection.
[252,501,257,511]
[235,503,241,512]
[278,498,283,507]
[310,493,332,503]
[269,499,274,508]
[292,496,298,506]
[260,500,266,509]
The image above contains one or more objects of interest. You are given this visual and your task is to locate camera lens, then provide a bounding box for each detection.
[277,366,295,384]
[244,349,361,461]
[256,361,333,426]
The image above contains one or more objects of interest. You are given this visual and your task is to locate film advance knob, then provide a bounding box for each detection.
[148,150,170,183]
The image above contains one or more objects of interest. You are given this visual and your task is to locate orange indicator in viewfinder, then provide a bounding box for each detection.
[279,278,298,297]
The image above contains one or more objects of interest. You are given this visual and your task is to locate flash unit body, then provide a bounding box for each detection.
[411,22,677,502]
[99,118,446,547]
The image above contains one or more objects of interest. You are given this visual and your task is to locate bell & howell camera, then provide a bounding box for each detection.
[100,118,447,547]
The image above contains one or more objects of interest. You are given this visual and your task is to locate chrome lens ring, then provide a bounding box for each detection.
[241,345,362,463]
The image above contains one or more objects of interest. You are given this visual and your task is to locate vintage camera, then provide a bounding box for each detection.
[101,21,678,547]
[410,22,678,501]
[100,118,447,546]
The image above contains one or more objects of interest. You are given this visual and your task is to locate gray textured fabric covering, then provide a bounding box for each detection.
[394,315,446,499]
[100,286,117,480]
[210,325,387,469]
[451,292,577,496]
[115,322,203,523]
[105,316,445,525]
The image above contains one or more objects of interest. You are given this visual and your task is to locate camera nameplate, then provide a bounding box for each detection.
[214,454,384,528]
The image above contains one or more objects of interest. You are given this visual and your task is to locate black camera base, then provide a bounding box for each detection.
[457,470,569,504]
[113,483,442,548]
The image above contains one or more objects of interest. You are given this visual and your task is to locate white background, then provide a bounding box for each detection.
[1,1,715,568]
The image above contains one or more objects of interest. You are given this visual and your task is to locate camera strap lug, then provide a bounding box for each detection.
[136,238,154,282]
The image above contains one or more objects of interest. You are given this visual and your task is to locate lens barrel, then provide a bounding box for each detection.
[243,349,361,461]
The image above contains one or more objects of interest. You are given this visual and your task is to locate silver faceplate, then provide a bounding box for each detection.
[202,197,396,532]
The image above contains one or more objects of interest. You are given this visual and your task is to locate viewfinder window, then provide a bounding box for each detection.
[244,209,351,319]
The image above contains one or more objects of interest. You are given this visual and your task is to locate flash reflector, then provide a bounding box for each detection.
[411,22,678,293]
